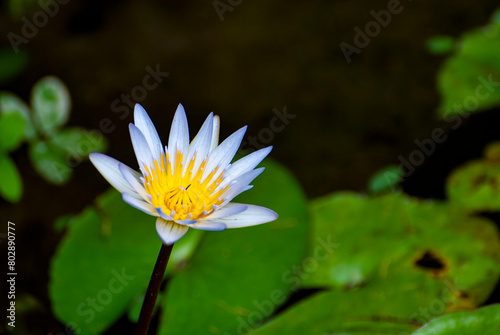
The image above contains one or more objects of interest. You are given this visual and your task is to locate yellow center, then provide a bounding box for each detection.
[143,151,228,220]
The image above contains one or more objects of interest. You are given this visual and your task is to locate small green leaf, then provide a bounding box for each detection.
[0,154,22,202]
[412,304,500,335]
[0,113,25,152]
[29,140,72,185]
[0,91,36,139]
[426,35,456,55]
[0,47,28,83]
[53,214,74,233]
[49,127,108,161]
[31,76,71,134]
[367,165,402,193]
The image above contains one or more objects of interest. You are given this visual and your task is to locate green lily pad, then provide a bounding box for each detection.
[31,76,71,135]
[252,192,500,334]
[303,193,500,300]
[29,140,72,185]
[158,159,309,335]
[49,189,204,334]
[0,112,25,152]
[0,91,36,140]
[446,142,500,212]
[412,304,500,335]
[0,154,22,202]
[250,280,424,335]
[436,10,500,117]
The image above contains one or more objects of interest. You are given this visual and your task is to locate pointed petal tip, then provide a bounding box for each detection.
[219,204,279,228]
[176,103,186,114]
[134,103,146,113]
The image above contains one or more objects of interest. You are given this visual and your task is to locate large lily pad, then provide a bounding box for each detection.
[158,159,309,335]
[254,192,500,334]
[49,190,204,334]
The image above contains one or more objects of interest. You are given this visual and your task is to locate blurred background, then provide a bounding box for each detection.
[2,0,500,334]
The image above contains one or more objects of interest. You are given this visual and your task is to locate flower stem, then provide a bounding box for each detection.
[134,243,174,335]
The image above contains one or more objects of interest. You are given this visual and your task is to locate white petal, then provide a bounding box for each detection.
[122,192,158,216]
[202,126,247,183]
[203,203,248,220]
[168,104,190,173]
[189,221,227,231]
[129,124,154,168]
[210,115,220,152]
[214,204,278,228]
[118,163,149,201]
[182,113,213,177]
[89,153,142,199]
[156,218,189,245]
[217,146,272,191]
[134,104,164,159]
[220,167,264,204]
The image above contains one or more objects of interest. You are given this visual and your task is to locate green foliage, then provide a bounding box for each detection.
[250,284,420,335]
[158,159,309,335]
[446,141,500,212]
[29,140,72,185]
[367,164,401,193]
[50,159,309,335]
[0,112,25,152]
[426,35,456,55]
[0,154,22,202]
[0,76,108,200]
[251,192,500,334]
[49,189,204,334]
[0,92,35,139]
[412,304,500,335]
[31,76,71,135]
[435,8,500,117]
[49,127,107,161]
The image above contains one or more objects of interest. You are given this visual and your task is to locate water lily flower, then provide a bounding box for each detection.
[89,104,278,245]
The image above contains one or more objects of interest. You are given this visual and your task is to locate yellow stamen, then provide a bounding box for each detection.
[144,151,228,220]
